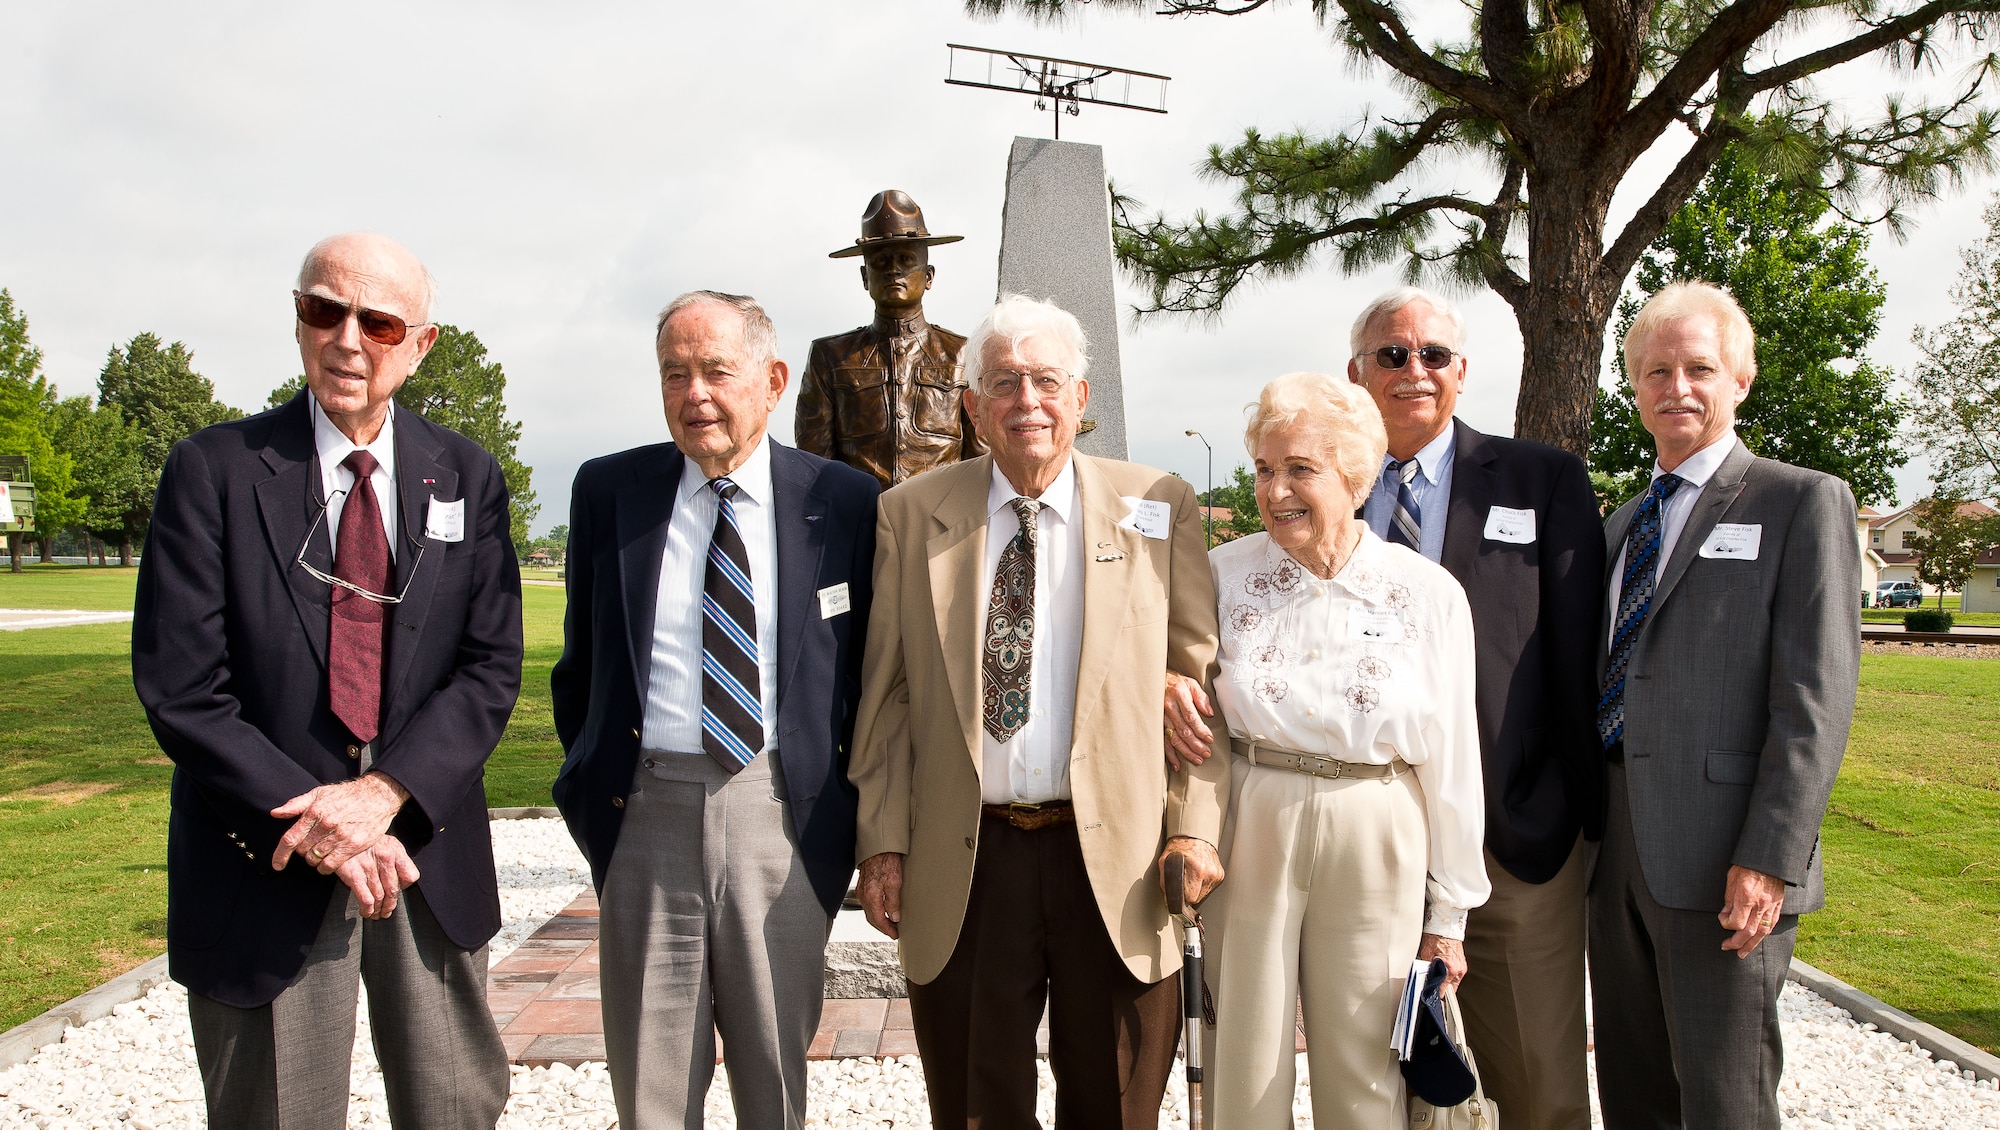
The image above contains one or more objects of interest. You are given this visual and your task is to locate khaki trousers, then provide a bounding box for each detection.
[1201,757,1428,1130]
[1458,836,1592,1130]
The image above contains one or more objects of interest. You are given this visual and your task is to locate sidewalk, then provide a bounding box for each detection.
[487,891,1309,1067]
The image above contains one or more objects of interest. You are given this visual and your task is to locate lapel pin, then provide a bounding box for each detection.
[805,514,821,521]
[422,478,436,485]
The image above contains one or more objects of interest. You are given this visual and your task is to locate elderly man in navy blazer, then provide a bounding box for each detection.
[133,232,522,1129]
[551,290,878,1129]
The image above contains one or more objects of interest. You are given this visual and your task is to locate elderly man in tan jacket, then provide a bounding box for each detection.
[851,294,1228,1128]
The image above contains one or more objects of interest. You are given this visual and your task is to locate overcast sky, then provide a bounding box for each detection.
[1,2,1985,533]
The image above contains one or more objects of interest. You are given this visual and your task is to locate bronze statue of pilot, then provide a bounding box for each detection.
[795,190,981,489]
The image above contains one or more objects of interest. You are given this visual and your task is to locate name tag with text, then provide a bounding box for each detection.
[1483,505,1537,544]
[1698,523,1762,560]
[1347,605,1404,642]
[425,497,465,542]
[1119,497,1172,540]
[817,583,852,619]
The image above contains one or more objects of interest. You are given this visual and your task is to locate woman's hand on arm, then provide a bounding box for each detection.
[1163,669,1215,772]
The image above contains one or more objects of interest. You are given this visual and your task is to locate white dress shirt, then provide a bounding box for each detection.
[979,458,1085,805]
[1362,420,1455,564]
[1608,432,1738,638]
[1210,528,1490,937]
[312,396,399,563]
[642,437,781,756]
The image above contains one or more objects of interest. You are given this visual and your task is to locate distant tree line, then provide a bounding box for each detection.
[0,293,536,566]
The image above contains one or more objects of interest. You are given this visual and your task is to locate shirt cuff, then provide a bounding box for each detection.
[1424,901,1470,940]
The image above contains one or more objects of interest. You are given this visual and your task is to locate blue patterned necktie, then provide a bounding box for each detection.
[700,478,762,772]
[1597,473,1687,749]
[1386,458,1422,550]
[982,498,1041,742]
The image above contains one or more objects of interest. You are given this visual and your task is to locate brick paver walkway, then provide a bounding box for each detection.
[489,892,1300,1067]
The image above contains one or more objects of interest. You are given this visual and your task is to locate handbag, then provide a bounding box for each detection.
[1407,988,1499,1130]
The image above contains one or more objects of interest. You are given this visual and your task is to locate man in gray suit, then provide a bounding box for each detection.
[1590,281,1859,1129]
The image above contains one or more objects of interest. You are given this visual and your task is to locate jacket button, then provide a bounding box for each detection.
[643,758,655,769]
[612,796,625,809]
[346,744,361,759]
[964,836,974,850]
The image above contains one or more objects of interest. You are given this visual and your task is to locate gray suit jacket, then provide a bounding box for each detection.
[1600,441,1858,915]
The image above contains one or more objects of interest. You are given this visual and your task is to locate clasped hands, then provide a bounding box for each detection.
[270,772,415,920]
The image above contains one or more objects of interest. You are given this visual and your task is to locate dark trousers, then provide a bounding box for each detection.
[907,815,1179,1130]
[1589,764,1795,1130]
[187,885,509,1130]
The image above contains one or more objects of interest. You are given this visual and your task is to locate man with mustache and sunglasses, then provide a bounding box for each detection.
[133,232,522,1129]
[1167,284,1605,1129]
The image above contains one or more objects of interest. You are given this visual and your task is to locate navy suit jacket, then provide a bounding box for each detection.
[549,439,878,915]
[1438,422,1607,883]
[132,392,523,1008]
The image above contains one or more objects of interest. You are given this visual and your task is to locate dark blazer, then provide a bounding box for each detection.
[1599,441,1858,914]
[1437,422,1607,883]
[549,439,878,915]
[132,392,523,1009]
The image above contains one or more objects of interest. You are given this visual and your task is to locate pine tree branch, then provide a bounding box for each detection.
[1577,0,1646,120]
[1479,0,1533,91]
[1330,0,1522,124]
[1155,0,1278,11]
[1480,158,1530,307]
[1600,113,1745,291]
[1618,0,1792,158]
[1741,3,2000,94]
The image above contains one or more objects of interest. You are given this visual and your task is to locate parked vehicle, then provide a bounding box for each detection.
[1874,581,1925,609]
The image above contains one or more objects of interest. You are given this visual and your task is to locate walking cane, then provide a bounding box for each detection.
[1164,851,1205,1130]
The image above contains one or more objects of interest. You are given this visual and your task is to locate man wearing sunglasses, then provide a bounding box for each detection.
[133,232,522,1129]
[1347,287,1605,1130]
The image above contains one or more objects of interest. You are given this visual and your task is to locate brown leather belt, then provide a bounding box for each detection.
[980,800,1076,831]
[1231,736,1406,781]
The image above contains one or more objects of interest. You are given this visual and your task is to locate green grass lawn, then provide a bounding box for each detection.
[1796,652,2000,1054]
[0,574,564,1030]
[3,567,1998,1056]
[0,563,140,611]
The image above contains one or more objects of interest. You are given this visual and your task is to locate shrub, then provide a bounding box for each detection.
[1905,609,1955,632]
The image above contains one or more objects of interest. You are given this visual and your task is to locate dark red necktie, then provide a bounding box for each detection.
[330,450,391,743]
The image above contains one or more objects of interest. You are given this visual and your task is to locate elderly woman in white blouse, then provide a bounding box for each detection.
[1164,371,1489,1129]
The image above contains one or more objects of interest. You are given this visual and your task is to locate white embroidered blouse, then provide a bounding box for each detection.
[1209,528,1490,937]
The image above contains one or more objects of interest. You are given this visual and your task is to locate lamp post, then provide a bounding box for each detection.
[1185,430,1213,547]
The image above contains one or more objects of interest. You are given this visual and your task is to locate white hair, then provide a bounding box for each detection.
[1243,371,1388,500]
[964,294,1090,391]
[1348,286,1465,358]
[655,290,781,371]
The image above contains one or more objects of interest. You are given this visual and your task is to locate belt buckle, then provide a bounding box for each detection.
[1311,753,1343,779]
[1007,802,1042,817]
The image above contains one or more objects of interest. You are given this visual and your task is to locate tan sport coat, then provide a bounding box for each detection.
[850,452,1227,986]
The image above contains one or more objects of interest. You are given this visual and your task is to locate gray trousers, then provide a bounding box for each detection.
[187,885,509,1130]
[599,749,832,1130]
[1589,763,1794,1129]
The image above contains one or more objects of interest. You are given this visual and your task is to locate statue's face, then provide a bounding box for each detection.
[861,244,934,311]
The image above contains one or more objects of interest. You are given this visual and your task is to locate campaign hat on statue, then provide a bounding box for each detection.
[828,190,964,258]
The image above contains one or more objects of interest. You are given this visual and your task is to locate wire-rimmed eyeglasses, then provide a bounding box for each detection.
[293,489,427,605]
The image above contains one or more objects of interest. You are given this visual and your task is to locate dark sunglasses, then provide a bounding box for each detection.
[293,291,428,346]
[1368,344,1457,370]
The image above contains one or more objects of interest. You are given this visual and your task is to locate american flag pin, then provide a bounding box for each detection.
[423,478,436,485]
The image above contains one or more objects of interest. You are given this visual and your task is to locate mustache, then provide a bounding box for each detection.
[1388,380,1438,397]
[1651,400,1703,414]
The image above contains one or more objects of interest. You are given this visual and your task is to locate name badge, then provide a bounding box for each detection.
[1483,505,1537,544]
[817,582,852,619]
[1347,605,1404,642]
[1698,523,1762,560]
[1118,497,1172,540]
[424,497,465,542]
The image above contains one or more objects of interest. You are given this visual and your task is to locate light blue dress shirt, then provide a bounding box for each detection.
[1362,420,1456,564]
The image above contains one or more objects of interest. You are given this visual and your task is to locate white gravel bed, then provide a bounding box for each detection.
[1,818,1995,1127]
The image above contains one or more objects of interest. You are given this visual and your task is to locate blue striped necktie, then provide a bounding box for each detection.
[1597,473,1687,749]
[1387,458,1422,550]
[700,477,762,773]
